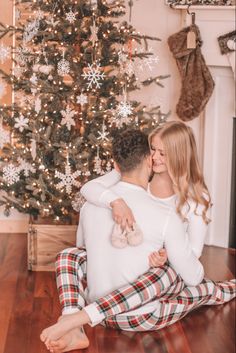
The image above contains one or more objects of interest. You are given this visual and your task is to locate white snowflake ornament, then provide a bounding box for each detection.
[60,106,76,130]
[118,50,128,65]
[23,19,40,43]
[0,79,7,99]
[46,16,60,28]
[82,62,105,89]
[30,138,37,160]
[116,100,133,118]
[3,164,20,185]
[35,97,41,113]
[17,157,36,176]
[97,124,109,141]
[0,119,10,148]
[13,66,24,78]
[90,20,98,46]
[106,160,112,172]
[0,43,11,64]
[58,55,70,76]
[30,73,38,85]
[14,114,29,132]
[76,93,88,105]
[55,164,81,194]
[66,9,76,24]
[15,8,21,22]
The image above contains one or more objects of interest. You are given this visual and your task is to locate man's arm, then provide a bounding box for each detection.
[164,211,204,286]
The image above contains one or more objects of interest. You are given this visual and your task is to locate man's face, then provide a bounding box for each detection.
[150,134,168,174]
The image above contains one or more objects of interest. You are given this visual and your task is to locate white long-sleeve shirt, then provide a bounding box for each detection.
[77,181,204,310]
[81,169,209,259]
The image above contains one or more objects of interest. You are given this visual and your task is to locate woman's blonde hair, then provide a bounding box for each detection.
[149,121,211,224]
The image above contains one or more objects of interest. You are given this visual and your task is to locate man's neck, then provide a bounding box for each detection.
[120,172,148,190]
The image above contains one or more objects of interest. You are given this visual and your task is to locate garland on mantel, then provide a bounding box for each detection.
[166,0,235,6]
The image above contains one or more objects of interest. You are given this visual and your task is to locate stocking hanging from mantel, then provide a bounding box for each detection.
[168,24,215,121]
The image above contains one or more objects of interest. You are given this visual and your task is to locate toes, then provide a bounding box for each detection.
[40,332,46,342]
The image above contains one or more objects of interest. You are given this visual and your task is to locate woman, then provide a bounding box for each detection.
[81,121,212,263]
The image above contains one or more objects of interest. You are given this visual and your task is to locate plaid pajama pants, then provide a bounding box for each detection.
[56,247,236,332]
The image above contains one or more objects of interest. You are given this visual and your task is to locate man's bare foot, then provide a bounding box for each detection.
[48,327,89,352]
[40,312,80,344]
[40,310,91,347]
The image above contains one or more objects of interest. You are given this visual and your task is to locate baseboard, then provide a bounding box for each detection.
[0,219,29,233]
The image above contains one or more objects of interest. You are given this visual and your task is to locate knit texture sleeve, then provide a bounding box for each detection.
[80,170,121,208]
[164,211,204,286]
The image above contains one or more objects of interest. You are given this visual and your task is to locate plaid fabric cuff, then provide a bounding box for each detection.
[84,303,105,326]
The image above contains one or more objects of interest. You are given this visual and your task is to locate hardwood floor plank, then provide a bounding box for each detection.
[0,234,27,353]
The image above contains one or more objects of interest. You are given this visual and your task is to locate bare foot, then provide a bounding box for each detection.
[40,312,80,344]
[49,327,89,352]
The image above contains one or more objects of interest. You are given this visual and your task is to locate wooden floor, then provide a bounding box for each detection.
[0,234,235,353]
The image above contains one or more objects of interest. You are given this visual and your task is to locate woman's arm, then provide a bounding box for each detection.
[80,170,121,208]
[187,203,211,259]
[80,169,135,227]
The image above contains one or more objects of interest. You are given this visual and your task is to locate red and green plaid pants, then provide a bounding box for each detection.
[56,247,236,331]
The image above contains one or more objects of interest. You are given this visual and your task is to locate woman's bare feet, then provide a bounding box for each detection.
[48,327,89,352]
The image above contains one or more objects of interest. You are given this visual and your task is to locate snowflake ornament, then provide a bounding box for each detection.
[46,16,60,28]
[93,150,105,175]
[23,19,40,43]
[106,160,112,172]
[97,124,109,141]
[15,8,21,22]
[76,93,88,105]
[58,55,70,76]
[118,50,128,65]
[60,106,76,130]
[35,97,41,113]
[30,73,38,85]
[66,9,76,24]
[82,62,105,89]
[17,157,36,176]
[0,119,10,149]
[72,192,86,212]
[3,164,20,185]
[0,43,11,64]
[35,10,44,20]
[90,20,98,46]
[15,45,32,65]
[126,61,135,76]
[116,100,133,118]
[55,164,81,194]
[13,66,24,78]
[14,114,29,132]
[30,138,37,160]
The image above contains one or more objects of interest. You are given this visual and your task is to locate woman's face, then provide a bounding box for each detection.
[150,134,168,174]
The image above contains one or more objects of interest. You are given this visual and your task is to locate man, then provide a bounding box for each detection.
[41,129,235,352]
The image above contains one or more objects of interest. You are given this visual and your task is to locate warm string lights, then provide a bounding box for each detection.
[0,0,169,221]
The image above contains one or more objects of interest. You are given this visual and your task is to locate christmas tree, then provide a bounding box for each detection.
[0,0,169,222]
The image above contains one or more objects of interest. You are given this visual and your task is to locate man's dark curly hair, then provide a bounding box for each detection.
[112,129,150,173]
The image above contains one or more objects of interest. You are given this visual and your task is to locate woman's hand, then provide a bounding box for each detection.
[110,198,135,230]
[148,248,167,267]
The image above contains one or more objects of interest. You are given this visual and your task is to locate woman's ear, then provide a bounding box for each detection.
[114,161,121,173]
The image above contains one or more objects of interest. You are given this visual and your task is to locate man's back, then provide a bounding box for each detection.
[77,181,180,302]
